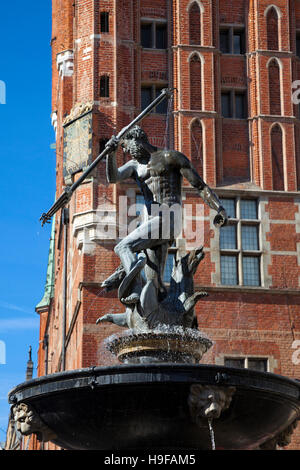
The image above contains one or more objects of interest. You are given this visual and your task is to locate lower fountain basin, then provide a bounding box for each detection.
[8,364,300,450]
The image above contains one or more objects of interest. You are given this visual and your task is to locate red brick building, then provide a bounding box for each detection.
[33,0,300,450]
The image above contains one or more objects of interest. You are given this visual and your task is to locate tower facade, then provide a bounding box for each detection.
[34,0,300,450]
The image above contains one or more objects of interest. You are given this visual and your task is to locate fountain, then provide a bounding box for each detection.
[8,121,300,451]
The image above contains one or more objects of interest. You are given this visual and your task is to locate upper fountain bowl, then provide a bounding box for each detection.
[105,328,213,364]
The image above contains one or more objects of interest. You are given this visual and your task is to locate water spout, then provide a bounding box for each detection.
[208,418,216,450]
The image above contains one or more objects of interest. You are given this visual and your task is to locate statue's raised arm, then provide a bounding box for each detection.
[106,137,136,184]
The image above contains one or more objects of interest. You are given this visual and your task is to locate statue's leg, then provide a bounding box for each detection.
[114,216,169,305]
[139,243,170,318]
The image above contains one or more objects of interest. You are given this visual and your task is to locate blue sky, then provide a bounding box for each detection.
[0,1,54,442]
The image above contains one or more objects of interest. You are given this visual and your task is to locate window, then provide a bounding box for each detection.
[266,7,279,51]
[224,357,268,372]
[100,75,109,98]
[135,194,148,225]
[141,85,168,114]
[221,92,231,118]
[220,30,230,53]
[220,27,245,54]
[235,92,247,119]
[189,2,201,45]
[233,31,244,54]
[268,59,281,115]
[156,24,167,49]
[190,54,202,110]
[141,23,152,48]
[221,90,247,119]
[141,21,167,49]
[271,124,284,191]
[220,198,261,287]
[163,243,177,283]
[100,12,109,33]
[163,253,175,283]
[190,119,203,178]
[296,32,300,58]
[99,138,109,154]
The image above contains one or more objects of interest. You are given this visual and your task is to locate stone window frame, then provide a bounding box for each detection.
[270,122,286,191]
[296,30,300,58]
[100,75,110,98]
[188,51,205,111]
[140,17,168,50]
[100,11,109,33]
[266,57,283,117]
[221,88,248,119]
[264,4,282,52]
[215,353,278,373]
[140,83,169,115]
[187,0,204,46]
[189,117,204,176]
[219,24,246,55]
[219,197,262,287]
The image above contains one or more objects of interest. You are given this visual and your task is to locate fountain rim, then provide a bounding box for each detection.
[8,363,300,406]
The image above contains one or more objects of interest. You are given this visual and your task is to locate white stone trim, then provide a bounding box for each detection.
[57,50,74,77]
[264,4,282,19]
[260,196,272,288]
[51,111,58,139]
[187,0,204,14]
[73,209,118,250]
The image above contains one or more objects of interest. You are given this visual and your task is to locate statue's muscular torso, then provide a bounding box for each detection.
[133,150,204,209]
[106,146,223,217]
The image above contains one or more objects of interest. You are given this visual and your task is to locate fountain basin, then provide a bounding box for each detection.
[8,364,300,450]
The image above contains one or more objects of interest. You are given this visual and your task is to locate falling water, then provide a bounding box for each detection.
[208,419,216,450]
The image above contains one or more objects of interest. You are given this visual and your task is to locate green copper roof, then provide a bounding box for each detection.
[36,217,55,310]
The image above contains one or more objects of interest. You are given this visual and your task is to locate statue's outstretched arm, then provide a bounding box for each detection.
[178,153,227,227]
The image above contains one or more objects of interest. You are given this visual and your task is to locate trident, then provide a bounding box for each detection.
[40,88,174,226]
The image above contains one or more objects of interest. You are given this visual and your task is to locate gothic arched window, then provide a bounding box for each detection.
[190,54,202,110]
[268,59,281,115]
[189,2,201,45]
[190,119,203,177]
[271,124,284,191]
[266,7,279,51]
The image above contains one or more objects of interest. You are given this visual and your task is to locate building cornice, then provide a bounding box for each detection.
[172,44,219,54]
[246,50,294,58]
[249,115,297,123]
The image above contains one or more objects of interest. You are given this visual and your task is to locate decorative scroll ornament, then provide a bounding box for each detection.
[63,101,94,126]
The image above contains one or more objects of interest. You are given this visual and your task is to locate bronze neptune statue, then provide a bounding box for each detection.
[97,126,227,334]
